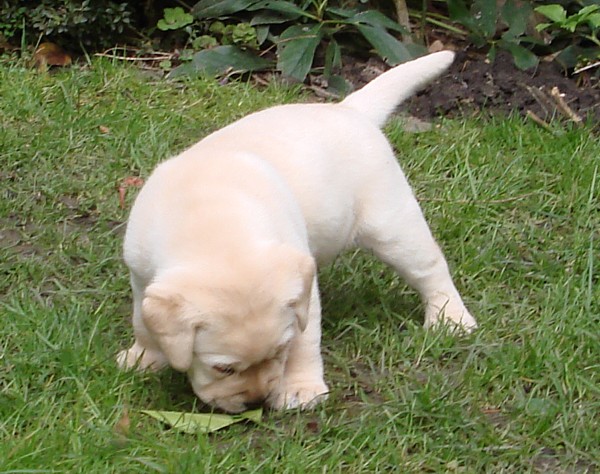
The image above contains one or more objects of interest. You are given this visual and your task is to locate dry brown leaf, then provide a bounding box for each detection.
[34,42,72,72]
[0,34,15,53]
[114,407,131,436]
[428,40,446,53]
[118,177,145,209]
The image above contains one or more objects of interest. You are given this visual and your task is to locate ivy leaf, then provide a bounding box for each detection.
[346,10,407,34]
[141,408,262,434]
[248,0,315,19]
[250,11,302,25]
[504,41,539,70]
[255,25,270,44]
[276,24,323,81]
[473,0,498,39]
[193,0,259,19]
[534,5,567,24]
[327,74,352,96]
[588,12,600,29]
[447,0,475,29]
[564,5,600,32]
[324,38,342,78]
[168,45,272,79]
[157,7,194,31]
[501,0,531,40]
[355,24,412,65]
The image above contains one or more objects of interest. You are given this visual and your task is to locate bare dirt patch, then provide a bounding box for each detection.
[339,49,599,123]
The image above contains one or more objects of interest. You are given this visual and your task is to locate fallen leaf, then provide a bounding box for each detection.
[99,125,111,134]
[0,34,15,53]
[34,42,72,72]
[114,407,131,436]
[428,39,445,53]
[118,176,144,209]
[141,408,262,434]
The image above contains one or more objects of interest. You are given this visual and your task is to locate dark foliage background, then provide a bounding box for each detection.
[0,1,598,76]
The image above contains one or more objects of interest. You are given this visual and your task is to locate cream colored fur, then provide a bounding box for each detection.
[117,51,477,413]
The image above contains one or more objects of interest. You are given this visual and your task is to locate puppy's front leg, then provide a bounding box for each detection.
[116,274,169,371]
[117,340,168,371]
[270,282,329,410]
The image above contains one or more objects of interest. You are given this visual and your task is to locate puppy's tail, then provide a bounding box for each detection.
[339,51,455,128]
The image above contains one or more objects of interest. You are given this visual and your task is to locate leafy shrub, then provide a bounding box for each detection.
[535,3,600,70]
[445,0,600,71]
[166,0,425,83]
[447,0,538,69]
[0,0,133,50]
[156,6,194,31]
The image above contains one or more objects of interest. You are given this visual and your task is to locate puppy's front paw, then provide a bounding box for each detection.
[424,299,477,333]
[116,343,168,371]
[270,380,329,410]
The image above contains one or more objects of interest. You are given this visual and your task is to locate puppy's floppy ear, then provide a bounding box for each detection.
[272,245,316,332]
[141,286,199,372]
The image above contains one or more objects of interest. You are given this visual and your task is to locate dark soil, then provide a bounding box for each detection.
[339,49,600,123]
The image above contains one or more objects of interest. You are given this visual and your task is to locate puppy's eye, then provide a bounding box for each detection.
[213,364,235,376]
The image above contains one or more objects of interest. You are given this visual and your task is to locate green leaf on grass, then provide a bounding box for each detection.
[168,45,272,79]
[141,408,263,433]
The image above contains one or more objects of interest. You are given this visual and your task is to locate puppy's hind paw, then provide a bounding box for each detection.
[269,380,329,410]
[424,302,478,334]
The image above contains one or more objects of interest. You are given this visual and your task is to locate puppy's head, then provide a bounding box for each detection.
[141,244,315,413]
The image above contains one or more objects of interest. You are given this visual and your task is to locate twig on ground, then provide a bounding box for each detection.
[550,87,583,126]
[573,61,600,74]
[522,84,584,127]
[95,47,173,63]
[526,110,554,132]
[522,84,554,117]
[307,84,340,100]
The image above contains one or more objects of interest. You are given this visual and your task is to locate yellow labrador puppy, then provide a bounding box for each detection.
[117,51,477,413]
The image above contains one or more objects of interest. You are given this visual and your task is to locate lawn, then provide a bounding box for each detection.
[1,58,598,473]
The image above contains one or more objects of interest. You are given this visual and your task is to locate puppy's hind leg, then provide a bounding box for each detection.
[356,169,477,332]
[116,274,169,371]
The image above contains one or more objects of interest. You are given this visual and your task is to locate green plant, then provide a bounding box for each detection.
[0,3,27,40]
[443,0,600,72]
[170,0,423,82]
[209,20,259,49]
[157,6,194,31]
[0,0,133,50]
[535,3,600,69]
[446,0,539,70]
[536,3,600,34]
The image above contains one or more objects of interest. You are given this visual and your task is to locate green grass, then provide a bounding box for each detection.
[1,58,598,473]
